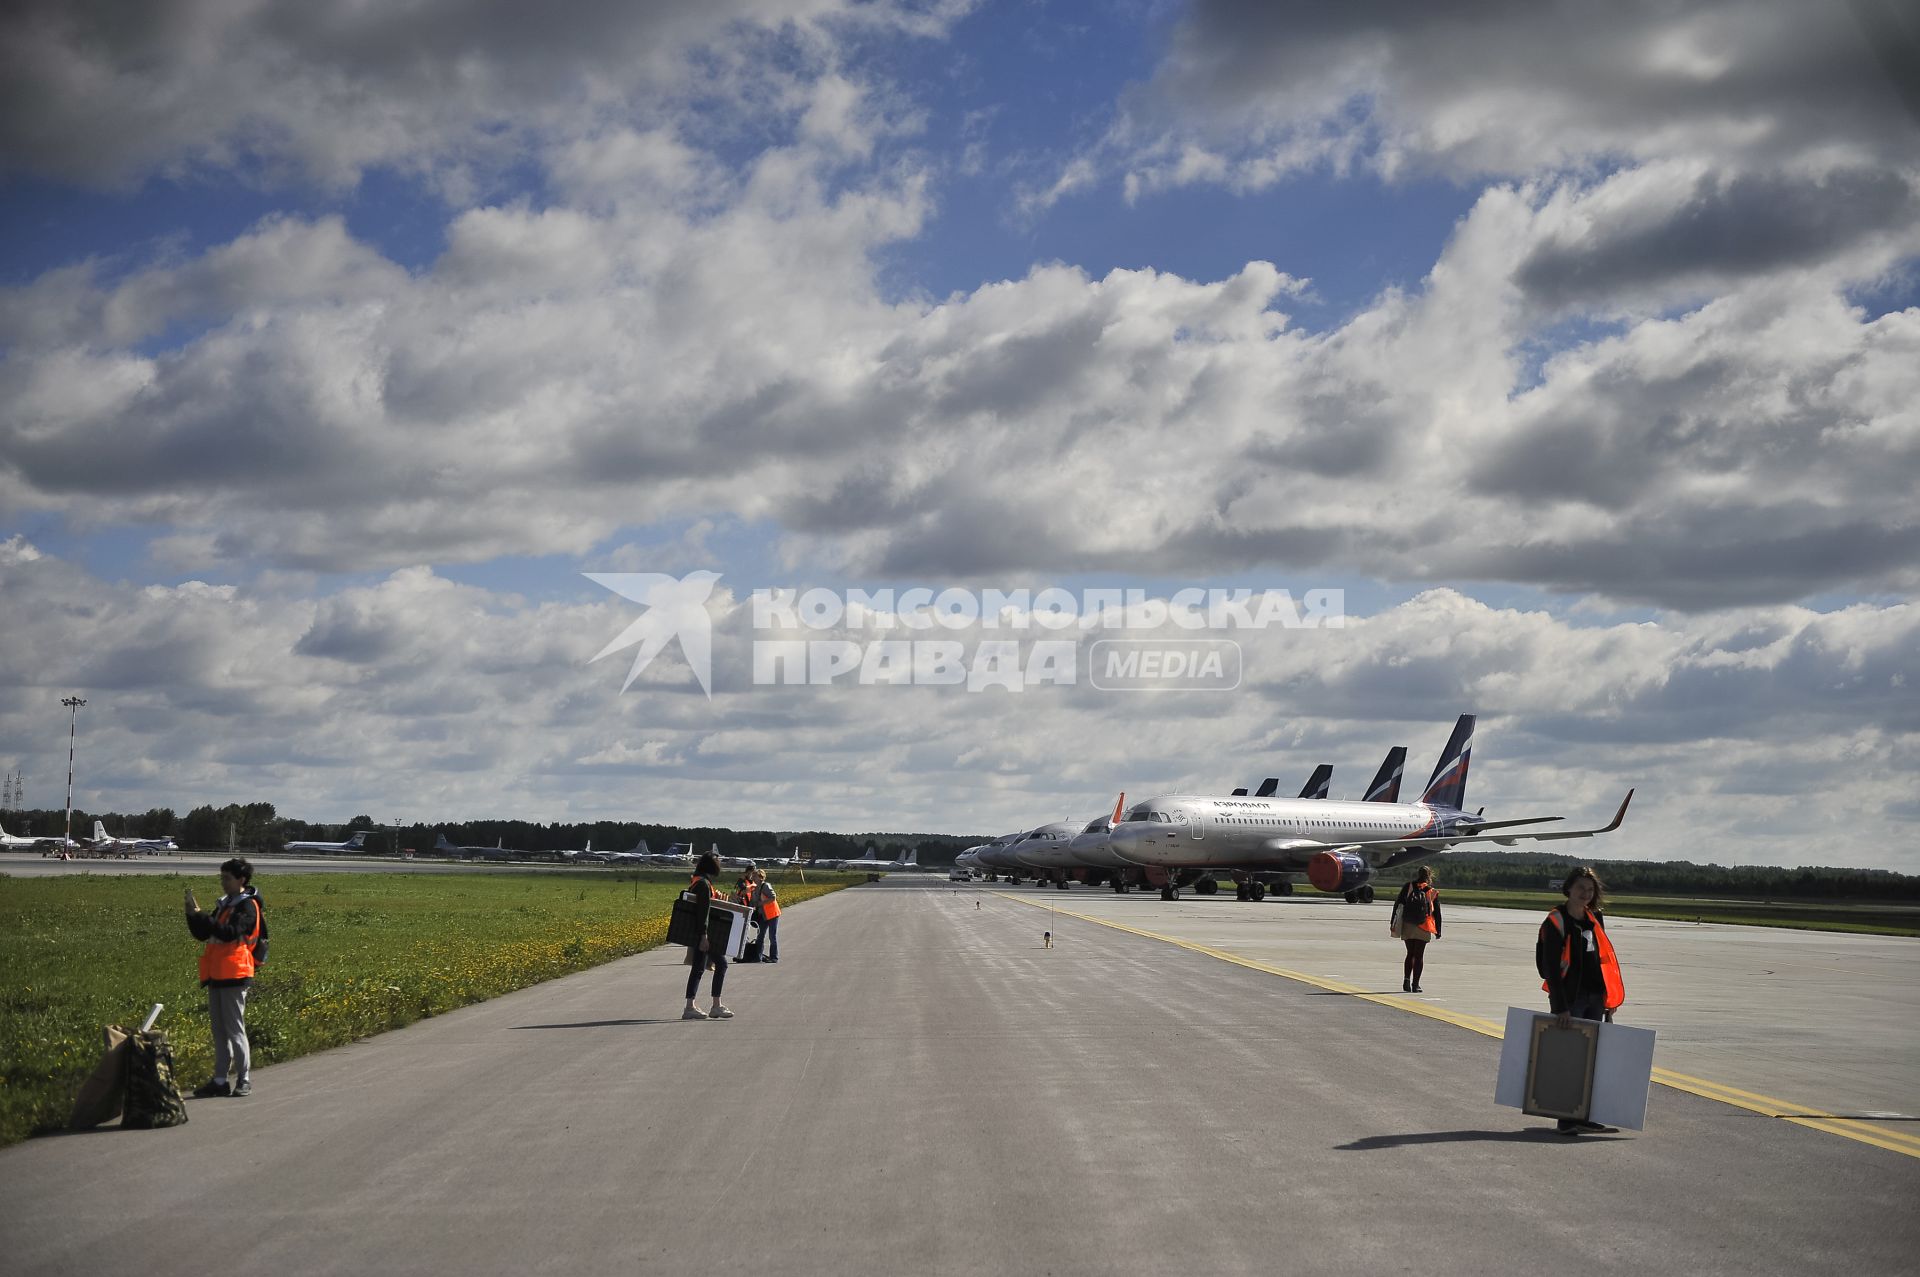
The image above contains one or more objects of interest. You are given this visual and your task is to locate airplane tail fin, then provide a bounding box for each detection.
[1297,765,1332,801]
[1111,792,1126,826]
[434,833,455,851]
[1254,777,1279,798]
[347,832,368,848]
[1419,715,1474,809]
[94,820,109,842]
[1364,747,1407,803]
[1231,787,1249,796]
[630,838,650,855]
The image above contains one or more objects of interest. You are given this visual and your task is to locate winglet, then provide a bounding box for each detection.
[1600,788,1634,833]
[1111,792,1126,826]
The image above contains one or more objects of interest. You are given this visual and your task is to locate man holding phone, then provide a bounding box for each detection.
[184,858,263,1098]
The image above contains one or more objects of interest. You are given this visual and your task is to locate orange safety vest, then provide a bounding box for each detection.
[1541,907,1625,1010]
[757,886,780,920]
[1402,885,1437,937]
[198,895,262,983]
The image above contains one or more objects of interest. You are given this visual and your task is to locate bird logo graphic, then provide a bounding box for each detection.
[585,571,721,697]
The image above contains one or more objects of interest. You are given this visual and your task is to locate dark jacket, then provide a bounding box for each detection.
[685,874,728,958]
[1394,881,1441,938]
[1536,904,1607,1013]
[187,888,260,988]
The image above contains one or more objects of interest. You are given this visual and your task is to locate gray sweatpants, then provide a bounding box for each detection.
[208,985,251,1084]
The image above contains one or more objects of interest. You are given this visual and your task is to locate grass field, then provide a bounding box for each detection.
[1308,884,1920,937]
[0,869,850,1147]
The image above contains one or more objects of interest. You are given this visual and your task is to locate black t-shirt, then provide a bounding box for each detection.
[1567,910,1605,993]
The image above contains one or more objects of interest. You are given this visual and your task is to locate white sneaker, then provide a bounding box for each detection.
[708,1003,734,1019]
[681,1004,709,1020]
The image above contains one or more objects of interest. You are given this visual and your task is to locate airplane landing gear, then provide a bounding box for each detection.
[1249,881,1267,901]
[1360,885,1375,903]
[1056,879,1070,890]
[1160,885,1179,902]
[1194,877,1219,896]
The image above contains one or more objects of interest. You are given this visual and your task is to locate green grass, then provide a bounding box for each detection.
[0,869,850,1147]
[1312,884,1920,937]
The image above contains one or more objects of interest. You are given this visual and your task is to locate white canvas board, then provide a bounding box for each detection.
[709,900,751,960]
[1494,1006,1536,1108]
[1495,1007,1656,1131]
[1590,1019,1656,1131]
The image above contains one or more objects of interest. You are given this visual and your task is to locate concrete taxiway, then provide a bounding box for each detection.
[1,879,1915,1275]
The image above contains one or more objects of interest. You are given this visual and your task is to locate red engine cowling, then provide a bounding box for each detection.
[1307,851,1374,894]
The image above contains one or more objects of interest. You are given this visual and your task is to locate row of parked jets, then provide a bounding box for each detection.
[280,831,921,876]
[0,820,178,856]
[953,715,1634,902]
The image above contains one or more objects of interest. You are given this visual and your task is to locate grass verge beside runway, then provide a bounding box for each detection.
[0,870,850,1147]
[1301,884,1920,937]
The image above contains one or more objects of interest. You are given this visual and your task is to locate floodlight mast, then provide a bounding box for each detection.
[61,696,86,851]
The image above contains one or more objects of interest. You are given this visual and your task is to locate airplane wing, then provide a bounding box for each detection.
[1244,791,1634,866]
[1346,791,1634,861]
[1256,838,1332,857]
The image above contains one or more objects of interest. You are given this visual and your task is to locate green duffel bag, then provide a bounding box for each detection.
[123,1030,188,1129]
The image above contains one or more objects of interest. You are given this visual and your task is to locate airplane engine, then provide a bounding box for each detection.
[1306,851,1374,894]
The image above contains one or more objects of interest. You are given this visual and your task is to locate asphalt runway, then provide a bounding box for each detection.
[2,880,1915,1276]
[983,882,1920,1132]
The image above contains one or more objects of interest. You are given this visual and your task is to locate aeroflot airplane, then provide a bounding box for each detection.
[1107,715,1632,902]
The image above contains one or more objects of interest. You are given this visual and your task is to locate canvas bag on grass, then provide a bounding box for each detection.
[68,1024,132,1129]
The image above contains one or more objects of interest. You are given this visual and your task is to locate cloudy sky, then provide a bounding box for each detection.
[2,0,1916,868]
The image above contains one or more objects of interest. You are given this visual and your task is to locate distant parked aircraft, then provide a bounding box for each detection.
[285,831,371,855]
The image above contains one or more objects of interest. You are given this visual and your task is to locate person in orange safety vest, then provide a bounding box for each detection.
[1535,865,1627,1135]
[682,854,733,1020]
[1390,864,1441,992]
[184,857,264,1098]
[749,866,780,963]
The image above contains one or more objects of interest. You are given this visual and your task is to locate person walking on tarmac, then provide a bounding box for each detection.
[682,852,733,1021]
[1536,865,1627,1135]
[1391,865,1441,991]
[750,866,781,963]
[184,857,265,1097]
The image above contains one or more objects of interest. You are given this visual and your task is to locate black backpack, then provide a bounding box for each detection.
[251,896,270,967]
[1403,885,1432,924]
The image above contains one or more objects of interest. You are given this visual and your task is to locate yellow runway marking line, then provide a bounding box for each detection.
[993,892,1920,1160]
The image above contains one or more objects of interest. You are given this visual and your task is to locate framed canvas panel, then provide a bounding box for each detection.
[1524,1017,1600,1121]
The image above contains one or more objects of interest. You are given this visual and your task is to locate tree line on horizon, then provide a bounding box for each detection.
[1389,849,1920,901]
[1,804,985,865]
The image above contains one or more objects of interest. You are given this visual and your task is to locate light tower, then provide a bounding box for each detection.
[61,696,86,849]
